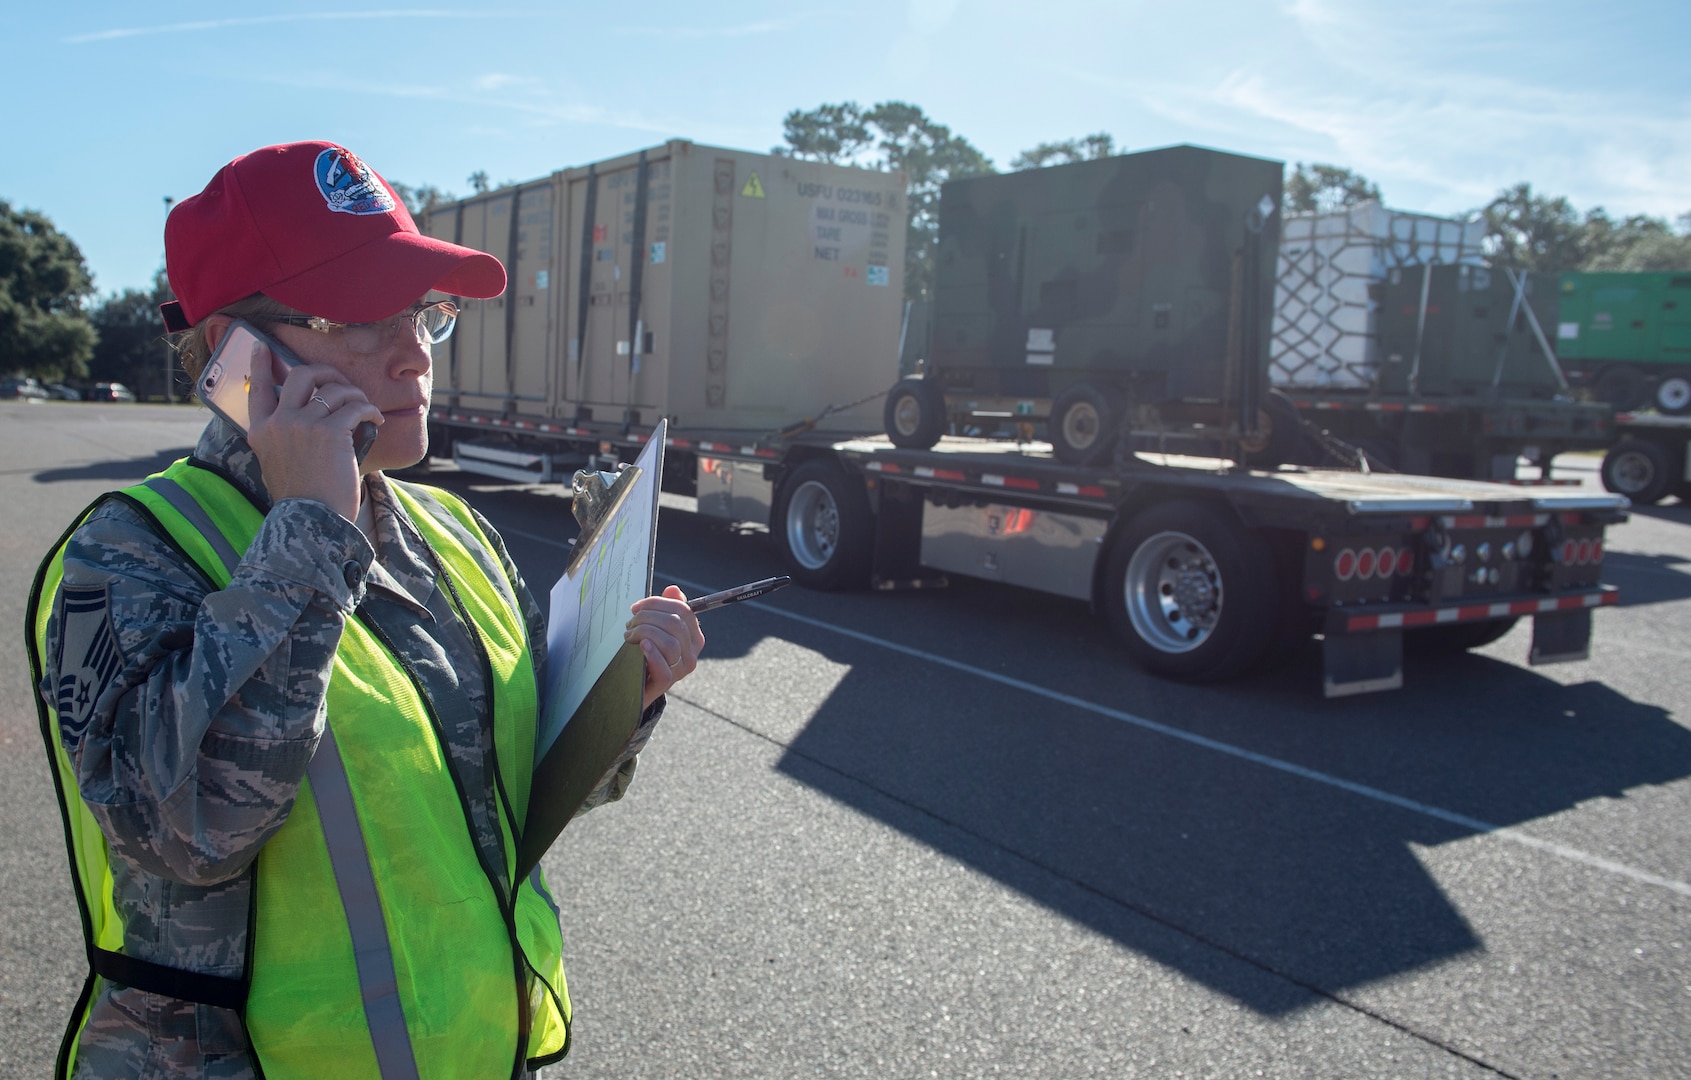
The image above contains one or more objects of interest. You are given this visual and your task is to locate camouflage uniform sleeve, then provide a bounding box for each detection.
[463,504,659,815]
[41,496,373,887]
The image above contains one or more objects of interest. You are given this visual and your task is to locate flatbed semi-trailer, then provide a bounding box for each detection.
[426,405,1626,698]
[1279,389,1615,479]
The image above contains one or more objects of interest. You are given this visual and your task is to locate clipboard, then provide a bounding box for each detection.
[518,420,665,879]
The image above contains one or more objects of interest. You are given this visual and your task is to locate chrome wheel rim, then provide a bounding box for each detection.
[1609,449,1657,495]
[1061,400,1102,450]
[892,393,924,437]
[785,480,839,570]
[1124,530,1223,654]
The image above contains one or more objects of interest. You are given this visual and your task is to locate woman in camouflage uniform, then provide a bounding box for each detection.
[29,141,704,1079]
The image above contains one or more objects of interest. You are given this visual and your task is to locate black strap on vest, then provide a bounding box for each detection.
[90,946,249,1012]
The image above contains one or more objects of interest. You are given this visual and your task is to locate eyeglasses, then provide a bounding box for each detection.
[266,300,459,355]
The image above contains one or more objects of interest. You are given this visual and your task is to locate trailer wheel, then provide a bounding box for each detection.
[1601,437,1677,505]
[1104,500,1278,682]
[1246,390,1314,468]
[1591,365,1648,412]
[774,459,874,590]
[1655,374,1691,416]
[1407,617,1519,653]
[884,376,947,449]
[1050,382,1118,466]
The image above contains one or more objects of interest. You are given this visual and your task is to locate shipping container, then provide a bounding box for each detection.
[420,140,908,436]
[1271,202,1487,391]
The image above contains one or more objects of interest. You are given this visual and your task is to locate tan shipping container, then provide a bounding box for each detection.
[420,140,907,434]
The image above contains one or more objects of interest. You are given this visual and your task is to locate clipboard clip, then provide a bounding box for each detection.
[566,463,643,575]
[571,467,629,531]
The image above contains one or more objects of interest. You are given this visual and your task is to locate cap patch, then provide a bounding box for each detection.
[314,146,395,216]
[54,585,127,750]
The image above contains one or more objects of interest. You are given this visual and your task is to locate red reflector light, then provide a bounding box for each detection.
[1357,548,1376,578]
[1577,538,1593,564]
[1561,539,1578,564]
[1397,547,1414,575]
[1591,539,1603,563]
[1376,547,1397,578]
[1335,549,1356,581]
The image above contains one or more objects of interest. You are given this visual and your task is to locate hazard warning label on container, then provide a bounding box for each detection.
[741,173,766,199]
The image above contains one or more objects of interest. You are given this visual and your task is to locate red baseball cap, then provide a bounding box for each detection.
[160,141,504,331]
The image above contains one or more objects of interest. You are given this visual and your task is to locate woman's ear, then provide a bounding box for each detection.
[202,314,234,355]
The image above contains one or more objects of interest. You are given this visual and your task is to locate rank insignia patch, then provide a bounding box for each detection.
[55,585,126,749]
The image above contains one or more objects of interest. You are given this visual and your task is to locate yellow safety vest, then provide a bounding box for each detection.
[27,458,570,1079]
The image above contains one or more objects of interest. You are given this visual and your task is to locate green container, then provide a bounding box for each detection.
[928,144,1283,405]
[1376,264,1562,396]
[1554,271,1691,367]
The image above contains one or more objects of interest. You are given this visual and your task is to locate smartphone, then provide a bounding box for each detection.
[197,319,378,462]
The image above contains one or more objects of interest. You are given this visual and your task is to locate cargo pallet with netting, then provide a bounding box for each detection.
[1270,203,1614,481]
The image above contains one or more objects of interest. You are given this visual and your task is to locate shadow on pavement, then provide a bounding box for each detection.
[32,447,195,485]
[1605,550,1691,607]
[1628,500,1691,523]
[761,592,1690,1016]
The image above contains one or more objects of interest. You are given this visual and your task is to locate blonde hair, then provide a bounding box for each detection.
[172,294,299,382]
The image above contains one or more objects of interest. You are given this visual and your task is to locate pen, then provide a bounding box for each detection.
[687,576,792,614]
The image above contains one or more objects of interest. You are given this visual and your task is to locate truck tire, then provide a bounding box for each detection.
[1406,617,1519,653]
[1050,382,1118,466]
[774,459,874,590]
[1591,365,1648,413]
[1601,437,1677,505]
[1104,500,1279,682]
[1655,373,1691,416]
[1243,390,1317,469]
[884,376,947,449]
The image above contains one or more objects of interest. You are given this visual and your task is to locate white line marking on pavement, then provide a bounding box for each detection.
[498,526,1691,899]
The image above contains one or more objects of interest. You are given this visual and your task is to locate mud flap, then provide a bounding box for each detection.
[1323,630,1403,698]
[1529,608,1592,665]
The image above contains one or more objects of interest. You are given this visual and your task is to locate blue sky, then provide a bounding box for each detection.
[5,1,1687,298]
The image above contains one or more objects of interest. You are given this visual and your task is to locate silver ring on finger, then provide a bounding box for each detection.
[311,394,331,414]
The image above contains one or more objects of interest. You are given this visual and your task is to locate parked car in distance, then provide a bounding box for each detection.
[46,382,82,401]
[84,382,137,402]
[1,377,50,401]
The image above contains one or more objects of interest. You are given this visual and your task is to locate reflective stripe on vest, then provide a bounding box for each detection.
[34,461,569,1078]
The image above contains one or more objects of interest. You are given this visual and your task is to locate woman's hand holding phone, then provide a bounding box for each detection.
[245,339,383,523]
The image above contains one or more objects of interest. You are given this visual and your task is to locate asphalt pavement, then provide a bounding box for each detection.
[1,401,1686,1079]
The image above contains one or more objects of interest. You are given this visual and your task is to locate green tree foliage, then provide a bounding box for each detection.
[0,201,96,378]
[775,101,995,301]
[467,171,491,195]
[88,269,184,399]
[1283,163,1382,215]
[1572,210,1691,272]
[390,181,458,216]
[1010,133,1116,170]
[1478,184,1691,272]
[1475,183,1587,272]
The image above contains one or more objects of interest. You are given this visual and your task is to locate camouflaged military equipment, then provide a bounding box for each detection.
[27,417,656,1078]
[928,144,1283,408]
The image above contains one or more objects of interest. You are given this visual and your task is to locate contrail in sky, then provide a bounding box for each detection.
[64,10,529,44]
